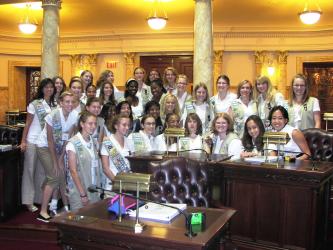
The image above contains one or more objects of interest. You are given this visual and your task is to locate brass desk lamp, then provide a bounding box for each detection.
[263,132,290,167]
[164,128,185,156]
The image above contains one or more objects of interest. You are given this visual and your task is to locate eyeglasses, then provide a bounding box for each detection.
[144,122,156,126]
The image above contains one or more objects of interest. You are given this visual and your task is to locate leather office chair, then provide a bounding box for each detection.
[148,157,210,207]
[0,125,23,145]
[303,128,333,162]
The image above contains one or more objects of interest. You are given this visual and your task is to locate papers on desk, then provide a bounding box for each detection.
[128,202,187,223]
[0,145,12,152]
[243,156,278,163]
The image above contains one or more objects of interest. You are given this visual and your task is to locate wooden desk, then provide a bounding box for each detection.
[0,148,22,221]
[52,199,236,250]
[127,153,333,250]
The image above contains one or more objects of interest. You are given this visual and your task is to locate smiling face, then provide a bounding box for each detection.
[60,95,74,114]
[127,81,138,96]
[115,117,131,136]
[54,78,64,94]
[150,82,163,98]
[120,103,131,117]
[86,101,101,116]
[176,77,187,94]
[142,117,156,135]
[165,70,176,84]
[86,85,96,98]
[195,86,207,103]
[165,96,176,113]
[271,109,288,131]
[103,83,113,98]
[107,72,114,83]
[149,70,160,82]
[292,77,306,98]
[256,81,268,94]
[246,119,260,140]
[80,115,97,136]
[134,68,145,82]
[167,114,180,128]
[70,81,82,98]
[216,77,229,94]
[43,82,55,99]
[147,104,160,119]
[214,117,229,135]
[239,82,252,99]
[81,72,93,86]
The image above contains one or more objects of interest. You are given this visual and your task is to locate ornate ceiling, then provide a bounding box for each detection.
[0,0,332,38]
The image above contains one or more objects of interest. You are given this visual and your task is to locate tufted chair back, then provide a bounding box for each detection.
[0,125,23,145]
[148,157,210,207]
[303,128,333,161]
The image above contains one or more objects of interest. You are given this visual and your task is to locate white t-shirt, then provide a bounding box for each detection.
[26,100,52,144]
[37,108,79,147]
[211,92,237,114]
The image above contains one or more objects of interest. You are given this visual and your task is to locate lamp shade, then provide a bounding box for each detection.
[299,10,322,25]
[18,22,37,34]
[147,16,167,30]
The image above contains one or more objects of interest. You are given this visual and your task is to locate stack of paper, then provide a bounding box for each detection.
[0,145,12,152]
[128,202,187,223]
[243,156,278,163]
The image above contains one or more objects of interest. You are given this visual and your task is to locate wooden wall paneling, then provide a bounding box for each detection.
[0,87,9,124]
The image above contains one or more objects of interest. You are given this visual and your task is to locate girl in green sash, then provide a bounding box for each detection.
[100,114,131,190]
[288,74,321,130]
[20,78,56,213]
[206,112,243,159]
[66,111,101,210]
[179,113,204,152]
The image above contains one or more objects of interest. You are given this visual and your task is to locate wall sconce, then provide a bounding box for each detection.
[18,3,38,34]
[147,0,168,30]
[299,1,322,25]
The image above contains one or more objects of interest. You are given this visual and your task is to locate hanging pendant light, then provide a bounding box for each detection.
[18,3,38,34]
[298,2,322,25]
[147,0,168,30]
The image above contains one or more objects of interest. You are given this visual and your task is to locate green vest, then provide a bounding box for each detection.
[231,100,258,137]
[213,132,239,155]
[288,97,316,130]
[68,135,100,203]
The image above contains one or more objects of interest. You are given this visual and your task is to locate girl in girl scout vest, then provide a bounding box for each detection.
[288,74,321,130]
[100,114,131,191]
[160,93,181,125]
[66,111,101,211]
[128,115,164,153]
[20,78,56,213]
[241,115,266,158]
[254,76,287,130]
[182,83,213,133]
[69,78,86,113]
[175,74,192,117]
[36,91,79,222]
[85,97,104,150]
[179,113,204,152]
[206,112,243,160]
[229,80,258,137]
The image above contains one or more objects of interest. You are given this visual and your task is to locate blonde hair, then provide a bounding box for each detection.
[253,75,277,103]
[237,80,253,100]
[160,93,180,119]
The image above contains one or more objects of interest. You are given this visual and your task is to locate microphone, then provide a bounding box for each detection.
[87,185,197,238]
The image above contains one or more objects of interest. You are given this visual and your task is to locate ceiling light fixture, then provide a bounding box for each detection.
[18,3,38,34]
[147,0,168,30]
[298,2,322,25]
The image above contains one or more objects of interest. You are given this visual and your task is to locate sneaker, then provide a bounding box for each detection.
[37,214,51,223]
[26,204,38,213]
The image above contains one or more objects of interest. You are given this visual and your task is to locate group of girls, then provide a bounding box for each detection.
[20,67,318,222]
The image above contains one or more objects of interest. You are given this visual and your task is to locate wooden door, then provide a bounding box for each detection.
[26,67,41,104]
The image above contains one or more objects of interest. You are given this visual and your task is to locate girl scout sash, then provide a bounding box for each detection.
[32,99,48,130]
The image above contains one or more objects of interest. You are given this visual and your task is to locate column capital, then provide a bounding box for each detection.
[124,52,135,64]
[42,0,61,9]
[214,50,223,62]
[254,51,265,64]
[277,51,288,64]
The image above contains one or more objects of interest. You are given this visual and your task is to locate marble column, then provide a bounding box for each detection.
[277,51,288,98]
[193,0,213,95]
[124,52,136,80]
[213,50,223,95]
[41,0,61,79]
